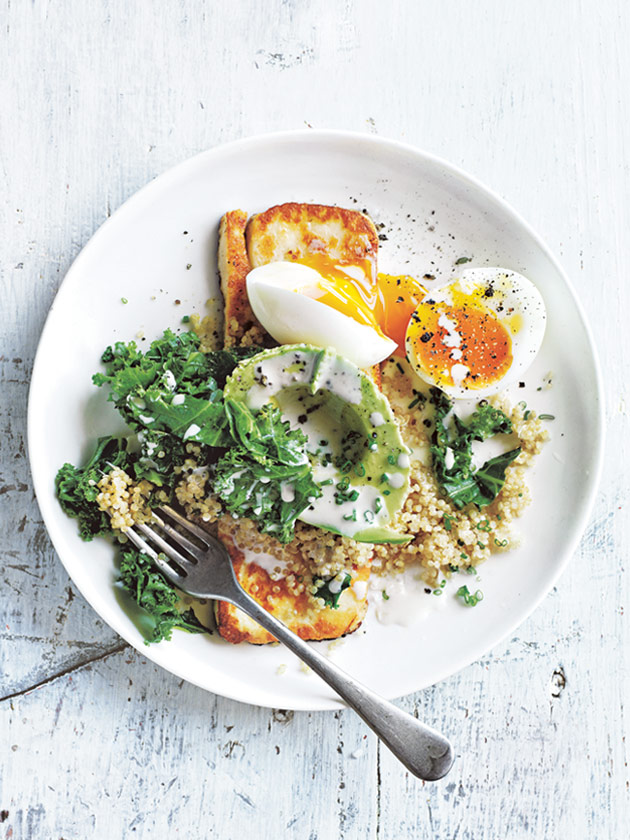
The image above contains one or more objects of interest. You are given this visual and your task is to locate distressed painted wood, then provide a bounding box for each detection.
[1,0,628,837]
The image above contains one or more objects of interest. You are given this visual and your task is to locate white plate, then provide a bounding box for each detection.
[28,131,604,711]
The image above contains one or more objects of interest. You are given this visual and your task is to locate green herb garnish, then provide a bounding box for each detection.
[456,585,484,606]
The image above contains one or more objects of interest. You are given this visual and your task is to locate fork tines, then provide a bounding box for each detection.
[123,505,211,583]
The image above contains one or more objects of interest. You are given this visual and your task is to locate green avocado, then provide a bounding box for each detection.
[224,344,411,543]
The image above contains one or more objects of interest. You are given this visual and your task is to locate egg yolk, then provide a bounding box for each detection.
[293,254,426,356]
[407,296,513,389]
[374,273,428,353]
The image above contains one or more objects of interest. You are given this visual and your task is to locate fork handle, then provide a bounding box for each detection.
[226,589,454,781]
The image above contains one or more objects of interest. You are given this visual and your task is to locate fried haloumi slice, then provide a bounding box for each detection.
[218,210,269,348]
[246,202,379,275]
[214,524,370,645]
[215,203,378,644]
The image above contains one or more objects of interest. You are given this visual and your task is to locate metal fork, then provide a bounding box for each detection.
[124,504,454,781]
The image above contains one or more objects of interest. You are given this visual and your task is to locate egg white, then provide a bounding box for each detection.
[406,267,547,399]
[246,262,397,368]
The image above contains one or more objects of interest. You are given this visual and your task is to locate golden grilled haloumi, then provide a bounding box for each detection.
[215,203,378,644]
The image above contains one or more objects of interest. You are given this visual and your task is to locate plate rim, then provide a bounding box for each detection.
[27,129,606,710]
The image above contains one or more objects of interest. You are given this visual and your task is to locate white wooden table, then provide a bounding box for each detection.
[1,1,627,836]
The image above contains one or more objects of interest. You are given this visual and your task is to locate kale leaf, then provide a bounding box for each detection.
[118,548,208,643]
[55,437,131,541]
[312,573,352,608]
[430,388,521,509]
[213,404,322,543]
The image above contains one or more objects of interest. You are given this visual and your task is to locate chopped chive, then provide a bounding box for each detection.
[455,256,471,265]
[538,414,555,420]
[121,297,128,304]
[433,588,443,596]
[387,454,396,466]
[363,510,375,523]
[319,478,334,486]
[523,409,531,420]
[494,538,508,547]
[382,590,390,601]
[456,585,484,606]
[407,396,421,410]
[374,497,383,513]
[354,463,366,477]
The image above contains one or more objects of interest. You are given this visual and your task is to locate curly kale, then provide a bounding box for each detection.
[430,388,521,509]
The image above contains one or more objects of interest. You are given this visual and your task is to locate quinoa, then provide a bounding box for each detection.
[96,468,153,532]
[190,305,222,352]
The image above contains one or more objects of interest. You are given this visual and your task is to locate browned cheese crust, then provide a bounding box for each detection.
[214,527,370,645]
[215,202,380,644]
[246,202,379,274]
[218,210,269,348]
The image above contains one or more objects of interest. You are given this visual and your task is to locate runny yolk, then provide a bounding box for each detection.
[294,254,427,356]
[374,273,428,354]
[407,298,513,389]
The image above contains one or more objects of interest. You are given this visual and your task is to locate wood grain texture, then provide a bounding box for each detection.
[0,0,627,837]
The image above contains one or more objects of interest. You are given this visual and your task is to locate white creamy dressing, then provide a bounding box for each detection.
[369,568,448,627]
[280,483,295,503]
[171,394,185,406]
[437,313,462,349]
[245,351,362,410]
[138,414,155,425]
[450,363,470,387]
[311,354,363,405]
[163,369,177,391]
[302,464,389,536]
[352,579,368,600]
[369,411,385,427]
[239,546,289,581]
[183,423,200,440]
[245,352,317,410]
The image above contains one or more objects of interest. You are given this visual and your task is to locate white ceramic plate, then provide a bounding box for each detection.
[28,131,604,711]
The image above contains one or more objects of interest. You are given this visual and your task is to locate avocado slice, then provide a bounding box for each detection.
[224,345,411,543]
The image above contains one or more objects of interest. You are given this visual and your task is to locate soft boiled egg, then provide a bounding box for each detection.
[246,255,427,368]
[406,267,546,399]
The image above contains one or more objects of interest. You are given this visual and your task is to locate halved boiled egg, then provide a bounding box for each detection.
[406,267,546,398]
[246,259,398,368]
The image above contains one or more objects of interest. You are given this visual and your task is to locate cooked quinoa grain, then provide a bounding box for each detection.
[96,468,153,532]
